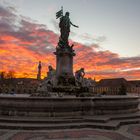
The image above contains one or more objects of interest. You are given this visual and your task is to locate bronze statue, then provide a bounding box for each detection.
[56,7,78,46]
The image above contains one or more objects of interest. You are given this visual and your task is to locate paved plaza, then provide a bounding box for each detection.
[0,124,139,140]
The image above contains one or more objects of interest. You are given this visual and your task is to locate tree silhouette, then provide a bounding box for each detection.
[119,84,127,95]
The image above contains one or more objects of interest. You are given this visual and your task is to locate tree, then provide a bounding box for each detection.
[119,84,127,95]
[6,71,15,79]
[0,71,6,80]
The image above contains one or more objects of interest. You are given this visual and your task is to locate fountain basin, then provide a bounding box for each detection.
[0,95,139,117]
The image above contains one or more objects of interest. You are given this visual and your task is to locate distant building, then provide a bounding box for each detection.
[94,78,128,95]
[0,78,40,94]
[127,80,140,94]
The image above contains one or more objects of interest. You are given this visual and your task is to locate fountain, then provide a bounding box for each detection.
[36,7,91,96]
[0,8,139,130]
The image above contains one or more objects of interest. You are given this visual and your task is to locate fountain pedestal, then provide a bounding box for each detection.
[54,45,76,86]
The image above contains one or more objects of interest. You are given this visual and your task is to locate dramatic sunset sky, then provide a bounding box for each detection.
[0,0,140,80]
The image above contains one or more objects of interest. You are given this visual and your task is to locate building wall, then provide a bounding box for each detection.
[94,86,121,95]
[127,86,140,94]
[94,86,140,95]
[0,84,38,94]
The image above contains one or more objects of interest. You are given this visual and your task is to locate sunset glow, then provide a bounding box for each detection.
[0,4,140,81]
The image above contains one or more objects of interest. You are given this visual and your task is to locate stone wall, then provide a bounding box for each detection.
[0,96,139,117]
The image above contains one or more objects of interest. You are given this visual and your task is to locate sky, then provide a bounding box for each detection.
[0,0,140,80]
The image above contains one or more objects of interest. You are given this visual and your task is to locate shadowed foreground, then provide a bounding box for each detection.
[0,124,140,140]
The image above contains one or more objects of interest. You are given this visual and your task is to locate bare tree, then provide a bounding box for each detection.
[0,71,6,80]
[6,71,15,79]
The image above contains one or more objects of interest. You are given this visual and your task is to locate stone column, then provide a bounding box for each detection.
[37,61,42,80]
[54,46,75,85]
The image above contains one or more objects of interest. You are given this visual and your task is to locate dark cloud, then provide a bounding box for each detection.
[97,56,140,68]
[0,6,15,17]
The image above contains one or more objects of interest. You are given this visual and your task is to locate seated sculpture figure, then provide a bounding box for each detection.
[43,65,56,87]
[47,65,56,79]
[75,68,85,86]
[36,66,56,96]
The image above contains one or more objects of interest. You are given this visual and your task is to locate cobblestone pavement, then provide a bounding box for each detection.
[0,124,139,140]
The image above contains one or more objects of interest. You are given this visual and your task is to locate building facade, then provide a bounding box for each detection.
[94,78,140,95]
[127,80,140,95]
[0,78,40,94]
[94,78,128,95]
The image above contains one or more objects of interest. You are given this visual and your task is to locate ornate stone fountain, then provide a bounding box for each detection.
[37,8,91,96]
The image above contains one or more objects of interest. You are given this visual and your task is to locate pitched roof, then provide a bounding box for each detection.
[97,78,128,87]
[127,80,140,87]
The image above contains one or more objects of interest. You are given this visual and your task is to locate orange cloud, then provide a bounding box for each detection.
[0,5,140,81]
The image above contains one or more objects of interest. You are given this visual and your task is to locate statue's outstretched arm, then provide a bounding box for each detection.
[70,21,79,28]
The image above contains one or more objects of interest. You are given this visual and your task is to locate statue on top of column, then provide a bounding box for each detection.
[56,7,79,46]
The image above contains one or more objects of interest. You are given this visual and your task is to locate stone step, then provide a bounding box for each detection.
[86,112,140,122]
[0,117,84,124]
[0,115,108,124]
[0,121,118,130]
[0,112,140,124]
[0,117,139,130]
